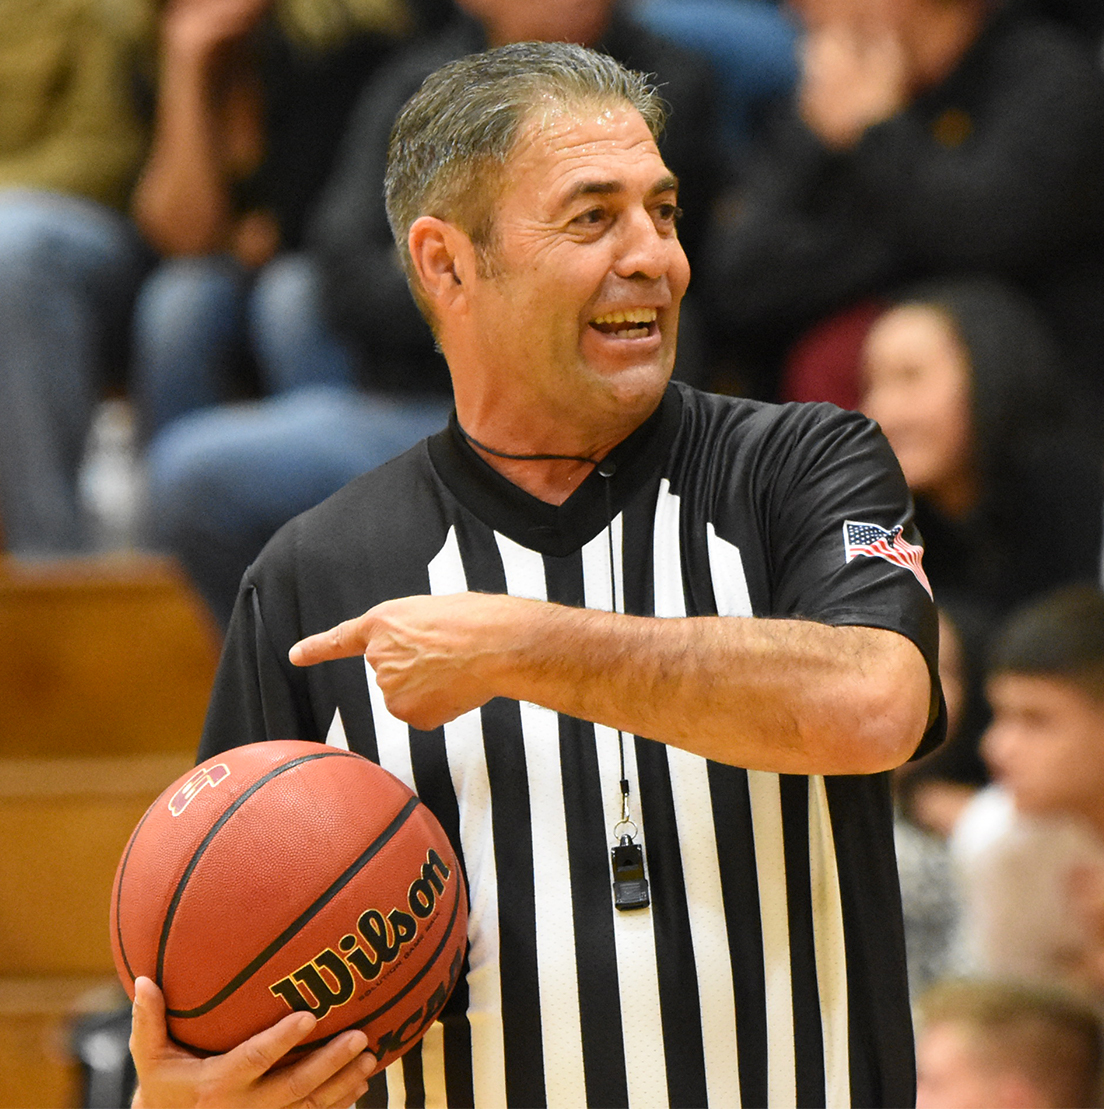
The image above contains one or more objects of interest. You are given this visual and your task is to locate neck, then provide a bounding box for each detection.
[456,423,614,505]
[446,356,666,502]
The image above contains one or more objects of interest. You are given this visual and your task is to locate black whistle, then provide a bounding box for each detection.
[611,835,650,910]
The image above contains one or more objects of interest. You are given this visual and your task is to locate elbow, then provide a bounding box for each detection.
[844,654,932,775]
[854,688,929,774]
[810,632,931,775]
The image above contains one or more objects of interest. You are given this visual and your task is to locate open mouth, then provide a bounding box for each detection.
[590,308,658,340]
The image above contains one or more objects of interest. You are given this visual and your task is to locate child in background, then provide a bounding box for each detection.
[952,584,1104,995]
[915,977,1104,1109]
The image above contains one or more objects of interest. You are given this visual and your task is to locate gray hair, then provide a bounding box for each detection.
[384,40,667,320]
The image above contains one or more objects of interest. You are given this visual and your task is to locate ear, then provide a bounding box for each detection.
[408,216,474,315]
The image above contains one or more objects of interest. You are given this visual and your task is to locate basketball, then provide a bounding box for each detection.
[109,740,467,1070]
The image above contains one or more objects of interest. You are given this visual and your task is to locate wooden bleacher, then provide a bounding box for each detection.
[0,554,220,1107]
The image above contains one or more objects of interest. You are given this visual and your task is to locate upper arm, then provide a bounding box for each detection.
[757,405,945,761]
[198,567,319,763]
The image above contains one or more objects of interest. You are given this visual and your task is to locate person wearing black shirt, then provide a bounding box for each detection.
[131,41,942,1108]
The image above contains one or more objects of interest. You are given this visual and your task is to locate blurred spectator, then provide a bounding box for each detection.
[898,601,991,838]
[1026,0,1104,43]
[0,0,155,555]
[894,806,963,999]
[146,0,725,627]
[632,0,799,159]
[914,977,1104,1109]
[128,0,419,441]
[951,585,1104,995]
[858,277,1103,627]
[701,0,1104,402]
[894,601,986,996]
[779,294,884,409]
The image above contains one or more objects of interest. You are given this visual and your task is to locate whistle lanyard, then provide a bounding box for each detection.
[456,424,650,910]
[600,467,650,911]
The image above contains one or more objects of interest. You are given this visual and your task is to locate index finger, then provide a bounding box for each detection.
[220,1009,322,1080]
[289,616,373,668]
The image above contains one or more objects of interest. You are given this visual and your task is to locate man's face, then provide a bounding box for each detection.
[983,673,1104,819]
[457,105,690,443]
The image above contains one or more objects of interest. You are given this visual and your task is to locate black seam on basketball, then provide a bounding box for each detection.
[172,881,464,1059]
[113,801,161,985]
[283,868,465,1055]
[165,793,422,1019]
[155,749,360,987]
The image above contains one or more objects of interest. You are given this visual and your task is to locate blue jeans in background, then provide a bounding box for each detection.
[146,384,453,627]
[130,252,357,440]
[636,0,798,152]
[0,189,150,554]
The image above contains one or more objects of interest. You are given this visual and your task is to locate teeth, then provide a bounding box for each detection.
[592,308,658,326]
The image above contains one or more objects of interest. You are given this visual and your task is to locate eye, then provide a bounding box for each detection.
[653,202,683,231]
[572,207,608,227]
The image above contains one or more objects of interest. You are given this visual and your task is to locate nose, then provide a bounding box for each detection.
[613,207,681,284]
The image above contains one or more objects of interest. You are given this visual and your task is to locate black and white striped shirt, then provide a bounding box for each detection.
[200,383,943,1108]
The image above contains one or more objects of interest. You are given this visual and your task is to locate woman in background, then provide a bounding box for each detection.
[860,276,1103,626]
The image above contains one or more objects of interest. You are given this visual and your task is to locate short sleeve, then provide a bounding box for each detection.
[197,538,322,762]
[758,403,945,755]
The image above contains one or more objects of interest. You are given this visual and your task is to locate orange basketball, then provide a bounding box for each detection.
[110,740,467,1070]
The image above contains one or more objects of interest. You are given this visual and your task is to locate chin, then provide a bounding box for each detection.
[598,354,672,395]
[596,377,669,427]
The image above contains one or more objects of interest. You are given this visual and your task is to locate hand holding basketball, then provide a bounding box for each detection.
[130,976,376,1108]
[111,741,468,1101]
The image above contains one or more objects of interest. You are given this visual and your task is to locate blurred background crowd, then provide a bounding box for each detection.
[6,0,1104,1103]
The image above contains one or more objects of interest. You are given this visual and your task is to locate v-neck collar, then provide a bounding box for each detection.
[426,385,683,556]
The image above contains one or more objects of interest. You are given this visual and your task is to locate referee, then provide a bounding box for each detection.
[131,40,943,1109]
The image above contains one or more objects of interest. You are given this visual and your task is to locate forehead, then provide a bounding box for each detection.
[987,672,1100,719]
[501,105,671,210]
[865,305,970,380]
[869,305,957,350]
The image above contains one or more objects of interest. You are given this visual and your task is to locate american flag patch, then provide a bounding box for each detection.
[843,520,932,597]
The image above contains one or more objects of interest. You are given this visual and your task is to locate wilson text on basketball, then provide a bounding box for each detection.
[269,848,453,1021]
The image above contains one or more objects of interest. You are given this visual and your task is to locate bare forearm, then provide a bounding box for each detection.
[135,0,273,252]
[296,593,932,775]
[481,599,929,774]
[135,49,235,251]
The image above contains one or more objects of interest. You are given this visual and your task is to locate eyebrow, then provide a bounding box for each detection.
[560,172,680,210]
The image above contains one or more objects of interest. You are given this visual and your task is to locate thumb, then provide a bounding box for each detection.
[130,976,170,1060]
